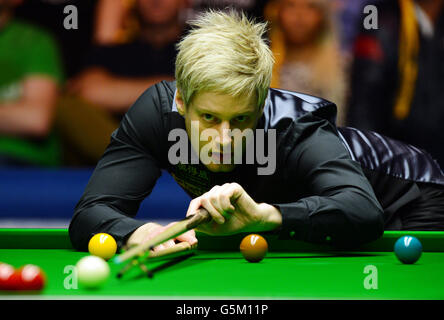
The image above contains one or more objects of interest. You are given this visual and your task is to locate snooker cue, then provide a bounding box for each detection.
[139,264,154,278]
[113,207,211,264]
[117,258,141,278]
[116,242,196,278]
[147,241,195,259]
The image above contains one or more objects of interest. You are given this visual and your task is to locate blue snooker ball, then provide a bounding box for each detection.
[394,236,422,264]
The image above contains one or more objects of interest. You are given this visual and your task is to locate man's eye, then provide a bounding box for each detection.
[235,115,249,123]
[203,114,215,122]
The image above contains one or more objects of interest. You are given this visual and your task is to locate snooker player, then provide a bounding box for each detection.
[69,10,444,252]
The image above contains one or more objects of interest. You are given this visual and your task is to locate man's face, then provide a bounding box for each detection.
[176,91,263,173]
[137,0,183,26]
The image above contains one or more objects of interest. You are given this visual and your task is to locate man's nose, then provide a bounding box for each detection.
[214,121,232,150]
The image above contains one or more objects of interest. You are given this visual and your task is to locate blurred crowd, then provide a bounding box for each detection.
[0,0,443,169]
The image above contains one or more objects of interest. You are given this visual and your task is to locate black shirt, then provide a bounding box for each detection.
[69,81,444,251]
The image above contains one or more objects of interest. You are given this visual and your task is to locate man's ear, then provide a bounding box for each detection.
[257,98,266,119]
[259,102,265,116]
[175,89,186,116]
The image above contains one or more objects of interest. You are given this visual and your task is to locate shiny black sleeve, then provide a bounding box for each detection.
[69,85,167,251]
[273,119,385,247]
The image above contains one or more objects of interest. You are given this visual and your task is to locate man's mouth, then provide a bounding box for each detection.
[210,152,232,163]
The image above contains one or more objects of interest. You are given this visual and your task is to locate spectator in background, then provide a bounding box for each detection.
[265,0,348,126]
[187,0,269,21]
[334,0,374,56]
[56,0,186,166]
[92,0,270,46]
[14,0,97,78]
[68,0,185,113]
[93,0,142,46]
[0,0,63,167]
[347,0,444,169]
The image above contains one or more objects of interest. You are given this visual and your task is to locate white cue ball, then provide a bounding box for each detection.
[76,255,110,289]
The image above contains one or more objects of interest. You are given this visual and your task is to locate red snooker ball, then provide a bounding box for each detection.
[0,263,20,290]
[16,265,46,291]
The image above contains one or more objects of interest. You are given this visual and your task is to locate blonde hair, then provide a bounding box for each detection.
[175,10,274,109]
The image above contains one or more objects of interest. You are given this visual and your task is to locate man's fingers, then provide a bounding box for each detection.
[187,196,224,224]
[218,189,235,220]
[186,198,202,217]
[176,229,198,246]
[164,222,198,245]
[146,223,197,250]
[156,239,176,251]
[195,221,220,236]
[152,243,166,252]
[201,197,225,224]
[141,225,174,251]
[220,193,235,213]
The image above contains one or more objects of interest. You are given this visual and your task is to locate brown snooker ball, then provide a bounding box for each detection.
[240,234,268,262]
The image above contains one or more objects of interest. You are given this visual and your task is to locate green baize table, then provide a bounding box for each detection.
[1,229,443,299]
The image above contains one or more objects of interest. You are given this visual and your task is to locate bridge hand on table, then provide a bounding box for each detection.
[126,222,198,252]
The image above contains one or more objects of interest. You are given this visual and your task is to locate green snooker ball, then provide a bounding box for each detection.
[394,236,423,264]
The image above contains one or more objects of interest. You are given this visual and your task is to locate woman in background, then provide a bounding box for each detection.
[266,0,348,126]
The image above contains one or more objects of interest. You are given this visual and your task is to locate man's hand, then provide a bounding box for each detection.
[186,183,282,235]
[126,222,198,252]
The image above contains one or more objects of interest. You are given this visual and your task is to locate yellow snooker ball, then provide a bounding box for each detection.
[88,233,117,260]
